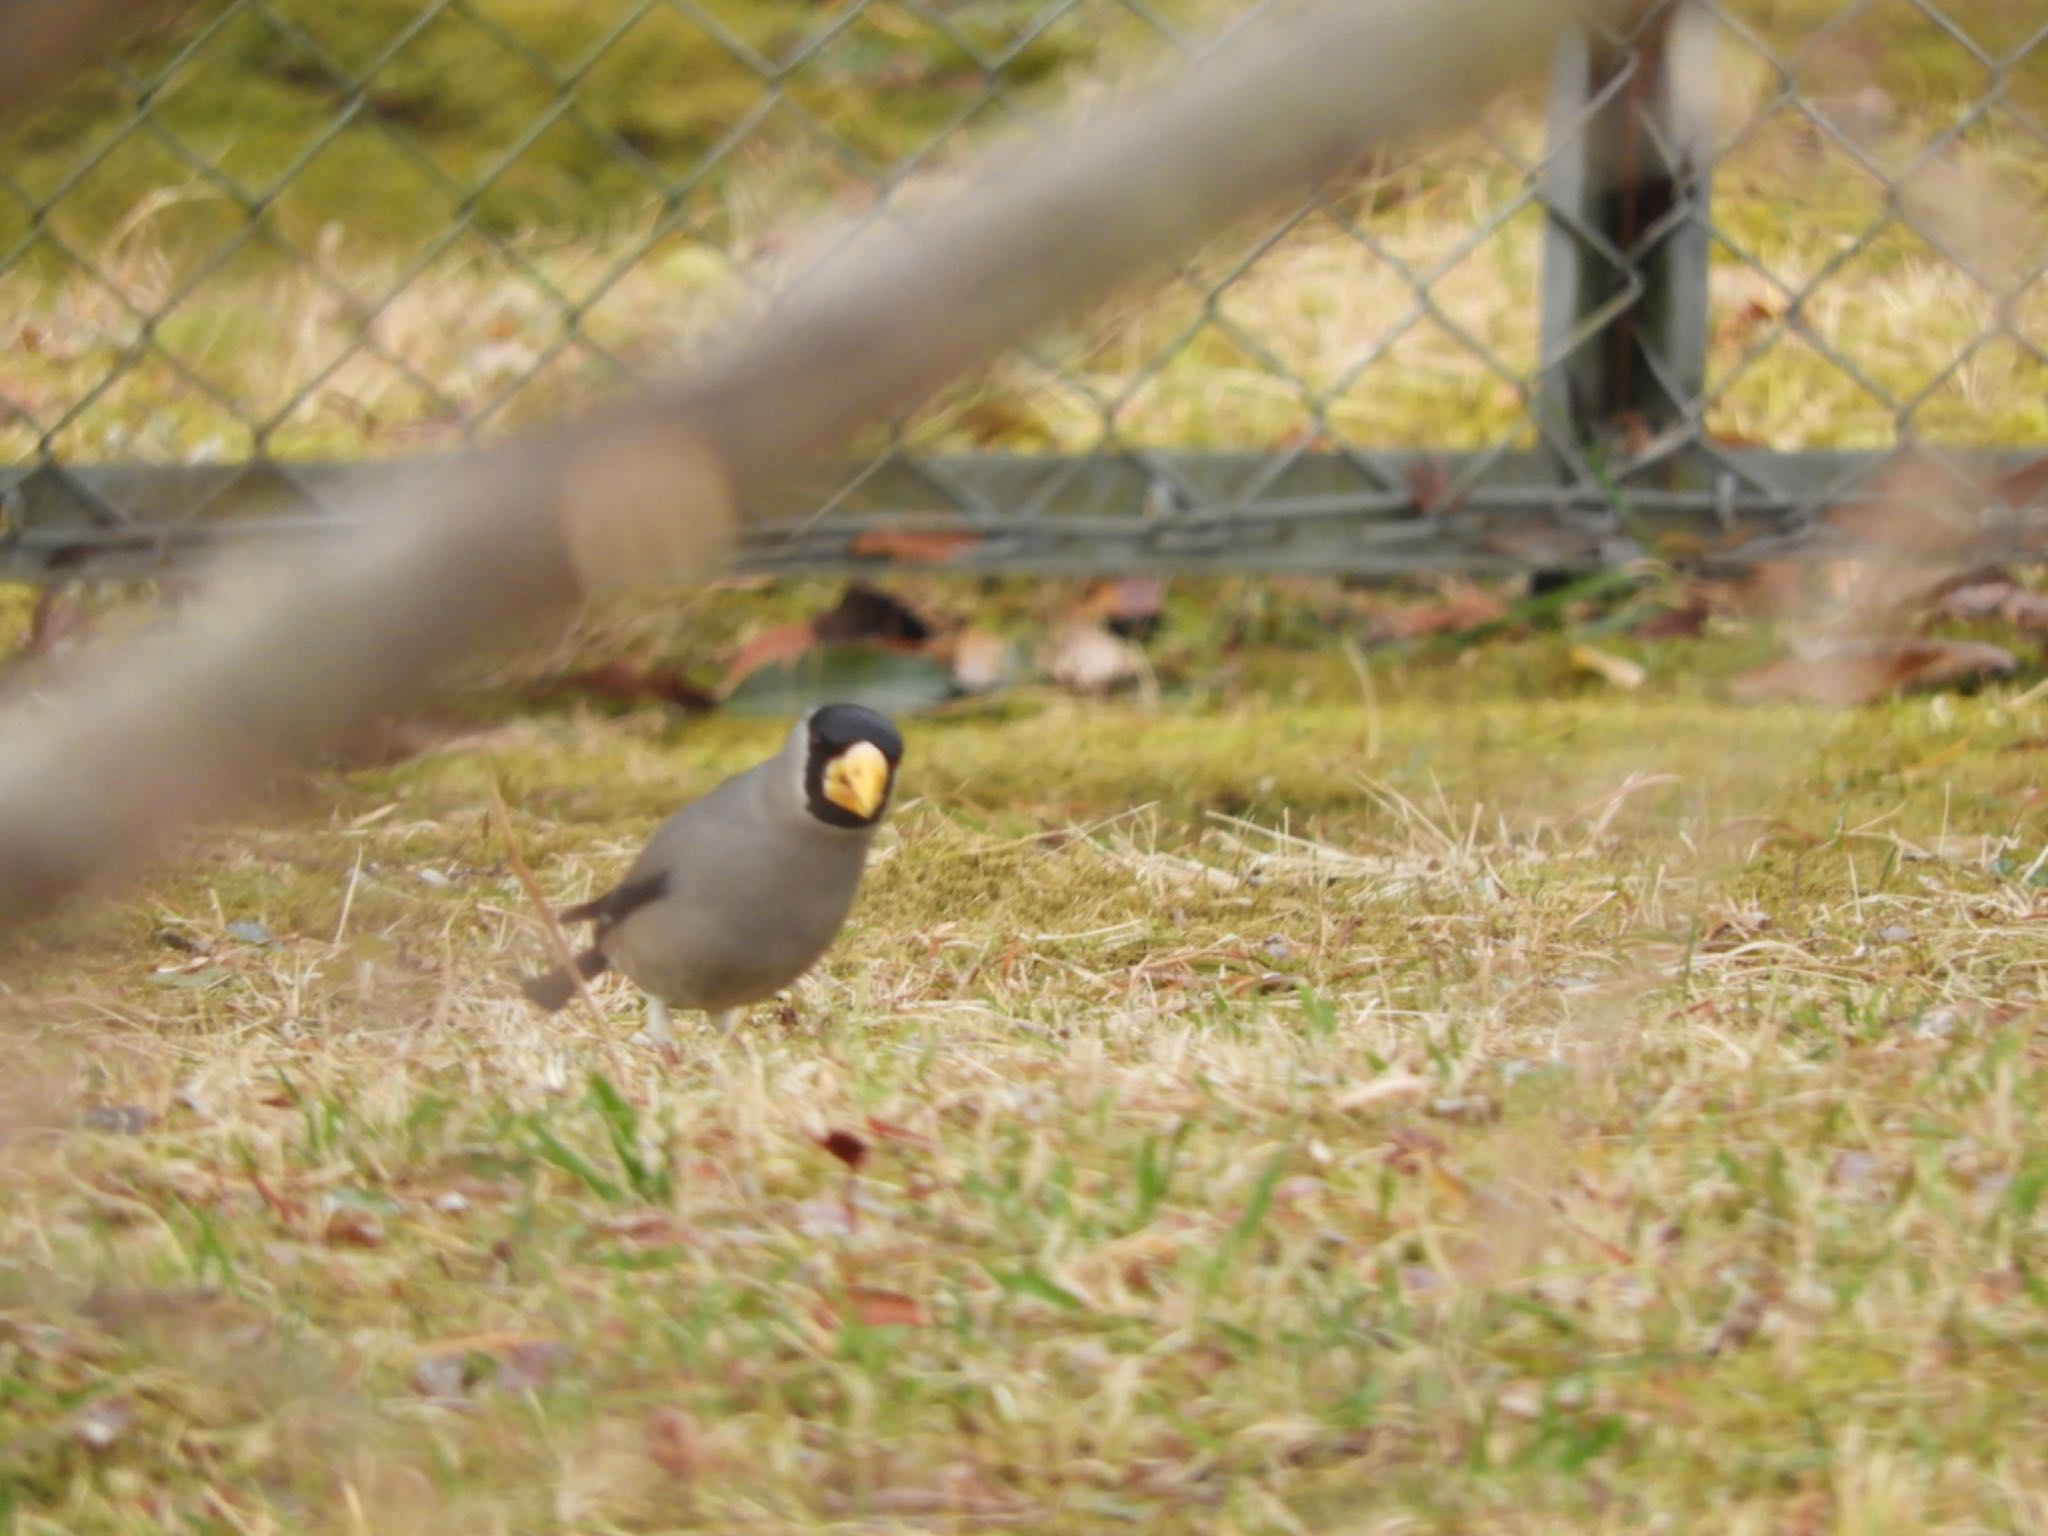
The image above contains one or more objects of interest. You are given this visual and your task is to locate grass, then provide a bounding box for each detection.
[2,0,2046,472]
[2,7,2048,1521]
[2,575,2047,1531]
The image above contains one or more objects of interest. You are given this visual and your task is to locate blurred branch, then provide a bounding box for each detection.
[0,0,1592,927]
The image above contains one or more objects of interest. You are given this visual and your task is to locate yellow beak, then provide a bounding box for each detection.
[822,740,891,820]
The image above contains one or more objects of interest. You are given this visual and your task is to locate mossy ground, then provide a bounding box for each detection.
[2,575,2046,1533]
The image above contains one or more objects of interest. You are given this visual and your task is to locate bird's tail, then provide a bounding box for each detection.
[519,948,610,1012]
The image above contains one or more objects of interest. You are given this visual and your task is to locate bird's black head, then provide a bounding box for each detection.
[801,703,904,829]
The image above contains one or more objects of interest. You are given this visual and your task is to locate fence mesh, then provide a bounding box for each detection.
[1,0,2044,577]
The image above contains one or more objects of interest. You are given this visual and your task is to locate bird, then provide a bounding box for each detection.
[519,703,904,1046]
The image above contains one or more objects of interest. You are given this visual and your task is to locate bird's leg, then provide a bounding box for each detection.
[707,1009,739,1038]
[629,993,680,1049]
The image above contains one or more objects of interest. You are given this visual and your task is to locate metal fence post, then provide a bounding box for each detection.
[1538,1,1715,467]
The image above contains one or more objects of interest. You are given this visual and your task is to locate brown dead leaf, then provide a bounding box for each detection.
[645,1406,707,1482]
[817,1128,869,1171]
[1927,573,2048,633]
[1700,907,1772,949]
[722,621,819,687]
[813,583,934,646]
[1724,816,1820,848]
[323,1207,386,1249]
[593,1211,701,1248]
[722,583,939,692]
[1405,457,1458,515]
[937,627,1014,692]
[1074,577,1166,640]
[840,1287,931,1328]
[1371,583,1507,641]
[413,1333,569,1398]
[1425,1095,1500,1125]
[1382,1125,1449,1172]
[1633,596,1711,639]
[1738,560,1806,618]
[864,1114,934,1149]
[848,528,982,564]
[494,1337,571,1392]
[1730,639,2016,705]
[1706,1284,1776,1356]
[1043,622,1142,695]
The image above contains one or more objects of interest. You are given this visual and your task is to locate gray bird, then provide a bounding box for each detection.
[520,703,904,1045]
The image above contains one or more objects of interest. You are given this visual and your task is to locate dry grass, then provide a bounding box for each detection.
[4,109,2044,469]
[4,4,2048,1526]
[4,2,2046,470]
[2,578,2046,1532]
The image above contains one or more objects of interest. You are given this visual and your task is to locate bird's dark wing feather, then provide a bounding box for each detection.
[558,871,670,932]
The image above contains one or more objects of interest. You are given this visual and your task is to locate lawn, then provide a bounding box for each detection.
[3,1,2048,1530]
[1,575,2045,1532]
[2,0,2045,476]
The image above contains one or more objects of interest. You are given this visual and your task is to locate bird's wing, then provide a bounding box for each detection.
[559,870,670,933]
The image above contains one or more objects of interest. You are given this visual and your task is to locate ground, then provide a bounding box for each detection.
[3,0,2048,1529]
[1,577,2045,1533]
[3,0,2046,472]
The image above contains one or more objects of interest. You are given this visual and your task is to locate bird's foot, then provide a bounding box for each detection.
[629,995,681,1050]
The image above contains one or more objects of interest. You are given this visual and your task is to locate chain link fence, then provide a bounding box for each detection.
[1,0,2044,578]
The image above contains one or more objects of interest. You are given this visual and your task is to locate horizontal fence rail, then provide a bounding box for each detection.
[2,0,2046,578]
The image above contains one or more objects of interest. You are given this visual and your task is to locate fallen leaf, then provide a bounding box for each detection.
[1730,639,2015,705]
[794,1198,857,1239]
[494,1337,570,1392]
[1075,577,1166,640]
[1927,573,2048,632]
[723,621,820,687]
[645,1406,706,1481]
[1633,597,1711,638]
[1382,1125,1449,1171]
[1371,583,1507,641]
[849,528,981,564]
[864,1115,934,1149]
[1426,1095,1501,1125]
[840,1287,931,1328]
[323,1207,386,1249]
[939,627,1015,692]
[593,1211,699,1248]
[1332,1073,1429,1113]
[1723,817,1819,848]
[1706,1286,1773,1355]
[817,1129,869,1170]
[813,583,934,646]
[1700,907,1772,948]
[1568,643,1647,690]
[1739,560,1806,618]
[1042,622,1142,694]
[1406,457,1458,515]
[73,1397,135,1451]
[413,1333,569,1398]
